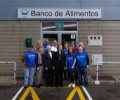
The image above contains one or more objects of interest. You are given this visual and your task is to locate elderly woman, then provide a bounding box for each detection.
[54,44,66,87]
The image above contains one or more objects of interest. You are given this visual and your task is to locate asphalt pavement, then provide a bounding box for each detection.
[0,84,120,100]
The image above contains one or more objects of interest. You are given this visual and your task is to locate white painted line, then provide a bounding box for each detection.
[81,86,93,100]
[12,86,24,100]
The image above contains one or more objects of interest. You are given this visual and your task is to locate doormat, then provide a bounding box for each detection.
[91,76,115,80]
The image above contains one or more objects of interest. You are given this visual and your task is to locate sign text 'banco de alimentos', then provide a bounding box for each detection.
[18,8,101,19]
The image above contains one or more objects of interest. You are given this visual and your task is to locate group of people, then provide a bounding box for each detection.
[21,39,89,88]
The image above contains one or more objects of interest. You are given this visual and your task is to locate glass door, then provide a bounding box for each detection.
[43,33,58,44]
[41,32,78,46]
[62,33,76,45]
[41,31,61,43]
[41,21,78,46]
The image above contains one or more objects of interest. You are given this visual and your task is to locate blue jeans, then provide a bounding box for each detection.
[77,67,88,85]
[24,67,35,86]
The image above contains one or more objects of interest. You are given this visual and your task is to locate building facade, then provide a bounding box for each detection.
[0,0,120,78]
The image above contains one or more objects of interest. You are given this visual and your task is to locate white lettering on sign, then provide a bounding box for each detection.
[18,8,101,19]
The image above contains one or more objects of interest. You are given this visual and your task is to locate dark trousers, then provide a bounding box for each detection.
[55,68,64,87]
[45,69,54,86]
[74,66,78,81]
[64,69,68,80]
[68,69,74,83]
[77,67,88,85]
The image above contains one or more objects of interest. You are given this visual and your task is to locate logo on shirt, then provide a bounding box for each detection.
[28,54,36,59]
[77,56,85,59]
[67,57,74,60]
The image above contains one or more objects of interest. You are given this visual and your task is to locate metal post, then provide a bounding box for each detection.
[13,62,16,83]
[95,63,100,85]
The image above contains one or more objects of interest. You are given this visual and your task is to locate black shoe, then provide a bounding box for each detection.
[36,85,40,88]
[29,85,34,87]
[79,82,83,86]
[24,86,28,89]
[85,83,88,87]
[39,84,43,86]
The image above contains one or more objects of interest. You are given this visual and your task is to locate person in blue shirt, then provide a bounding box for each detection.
[66,46,76,87]
[43,38,49,53]
[62,42,68,56]
[75,46,89,86]
[21,45,37,87]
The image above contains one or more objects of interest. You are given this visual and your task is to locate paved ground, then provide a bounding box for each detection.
[0,85,21,100]
[0,84,120,100]
[87,85,120,100]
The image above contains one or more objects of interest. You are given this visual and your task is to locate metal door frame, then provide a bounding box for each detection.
[41,21,78,45]
[41,31,78,45]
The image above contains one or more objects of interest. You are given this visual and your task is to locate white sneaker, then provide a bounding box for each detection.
[68,83,72,87]
[72,84,75,88]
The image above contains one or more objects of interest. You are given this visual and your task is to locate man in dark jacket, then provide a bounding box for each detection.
[44,45,55,86]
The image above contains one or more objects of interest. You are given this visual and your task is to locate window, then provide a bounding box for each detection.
[42,21,77,31]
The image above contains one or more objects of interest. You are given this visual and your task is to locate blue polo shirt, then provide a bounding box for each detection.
[25,50,37,67]
[62,49,68,57]
[67,53,75,69]
[75,52,88,68]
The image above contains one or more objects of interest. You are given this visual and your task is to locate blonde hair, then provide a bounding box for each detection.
[37,40,42,46]
[57,44,62,51]
[36,40,43,50]
[38,47,44,54]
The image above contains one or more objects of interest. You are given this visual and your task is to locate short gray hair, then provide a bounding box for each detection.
[47,45,51,49]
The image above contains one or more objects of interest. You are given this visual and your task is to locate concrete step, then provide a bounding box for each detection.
[88,75,120,85]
